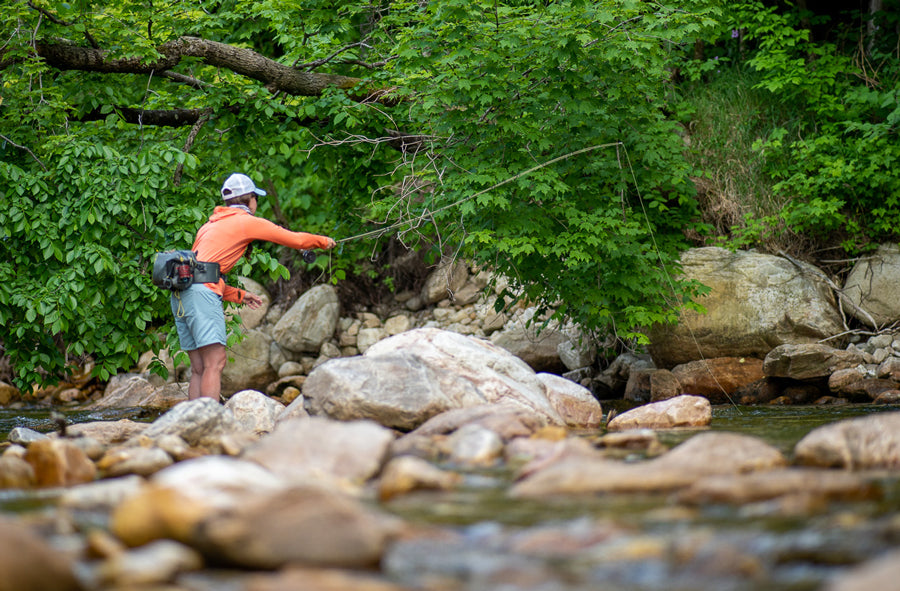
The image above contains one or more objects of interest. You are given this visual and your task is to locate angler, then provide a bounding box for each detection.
[166,172,335,402]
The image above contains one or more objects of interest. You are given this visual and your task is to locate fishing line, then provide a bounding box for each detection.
[318,140,738,410]
[619,145,742,412]
[332,143,622,246]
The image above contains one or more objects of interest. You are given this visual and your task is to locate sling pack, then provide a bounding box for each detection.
[152,250,220,291]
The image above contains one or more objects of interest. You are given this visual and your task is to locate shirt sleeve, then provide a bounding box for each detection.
[242,216,333,250]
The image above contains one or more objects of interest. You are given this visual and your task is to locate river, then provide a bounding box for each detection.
[2,403,898,590]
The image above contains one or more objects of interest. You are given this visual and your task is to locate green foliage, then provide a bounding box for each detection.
[2,0,722,389]
[679,1,900,255]
[372,0,719,342]
[0,136,201,388]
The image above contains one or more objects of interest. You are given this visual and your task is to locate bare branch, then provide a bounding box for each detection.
[159,69,209,89]
[174,109,211,186]
[0,133,47,170]
[26,1,99,48]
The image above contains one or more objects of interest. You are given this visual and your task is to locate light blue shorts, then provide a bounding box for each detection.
[171,284,226,351]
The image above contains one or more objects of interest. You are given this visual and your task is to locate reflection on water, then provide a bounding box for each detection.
[707,403,900,452]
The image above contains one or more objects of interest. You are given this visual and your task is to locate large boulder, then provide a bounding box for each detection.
[302,328,595,430]
[221,329,277,395]
[842,244,900,328]
[648,247,844,367]
[228,276,270,330]
[271,284,340,353]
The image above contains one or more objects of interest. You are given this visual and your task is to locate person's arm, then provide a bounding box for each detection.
[220,283,246,304]
[243,216,335,250]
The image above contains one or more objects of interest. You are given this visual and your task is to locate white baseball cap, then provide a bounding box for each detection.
[221,173,267,200]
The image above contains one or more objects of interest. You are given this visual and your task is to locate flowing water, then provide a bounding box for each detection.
[1,403,898,590]
[0,406,158,442]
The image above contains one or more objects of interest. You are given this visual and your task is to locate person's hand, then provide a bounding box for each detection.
[324,237,336,250]
[243,292,264,309]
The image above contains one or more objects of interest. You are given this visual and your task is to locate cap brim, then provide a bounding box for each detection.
[253,188,267,197]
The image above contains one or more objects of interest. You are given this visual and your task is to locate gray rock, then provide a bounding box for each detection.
[304,328,570,430]
[648,247,844,367]
[221,329,277,395]
[843,244,900,328]
[271,284,340,353]
[243,416,394,490]
[223,389,284,436]
[141,398,238,448]
[228,276,270,330]
[89,374,155,410]
[7,427,48,446]
[421,261,468,304]
[303,352,486,430]
[764,343,866,380]
[489,307,573,372]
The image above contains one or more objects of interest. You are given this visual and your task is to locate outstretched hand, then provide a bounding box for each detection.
[243,292,264,309]
[324,237,336,249]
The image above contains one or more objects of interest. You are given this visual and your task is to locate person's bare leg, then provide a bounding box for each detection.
[197,343,227,401]
[187,349,205,400]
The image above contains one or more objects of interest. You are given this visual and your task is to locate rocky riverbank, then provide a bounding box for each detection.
[3,246,900,590]
[0,326,899,590]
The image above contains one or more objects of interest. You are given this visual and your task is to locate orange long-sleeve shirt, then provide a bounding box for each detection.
[192,206,332,303]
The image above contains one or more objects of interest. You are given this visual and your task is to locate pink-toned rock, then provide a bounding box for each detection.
[794,411,900,469]
[678,468,881,505]
[511,432,785,497]
[671,357,765,404]
[536,373,603,428]
[0,517,84,591]
[607,395,711,431]
[196,486,404,569]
